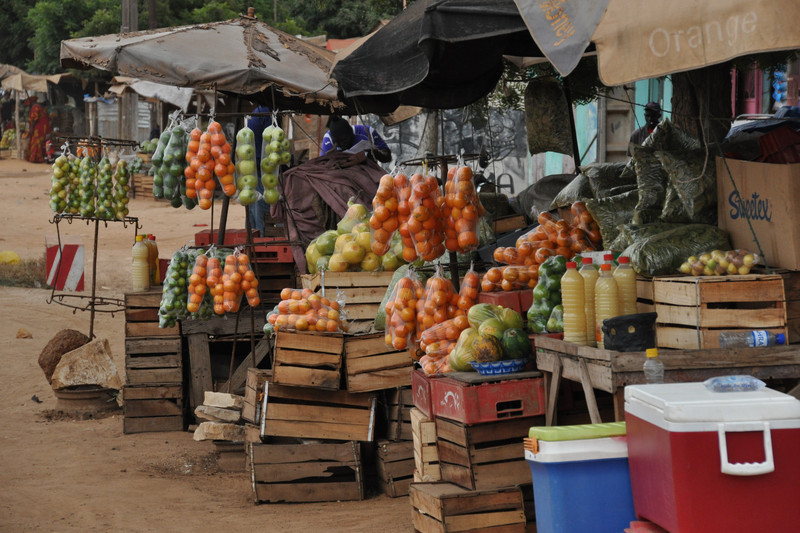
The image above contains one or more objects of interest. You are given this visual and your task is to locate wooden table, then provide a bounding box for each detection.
[535,335,800,425]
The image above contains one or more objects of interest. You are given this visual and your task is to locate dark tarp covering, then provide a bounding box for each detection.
[272,151,385,273]
[331,0,541,112]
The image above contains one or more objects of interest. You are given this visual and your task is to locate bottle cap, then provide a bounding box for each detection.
[566,261,577,268]
[777,333,786,345]
[618,256,630,264]
[603,253,614,261]
[600,263,611,271]
[646,348,658,358]
[136,235,144,241]
[582,257,593,264]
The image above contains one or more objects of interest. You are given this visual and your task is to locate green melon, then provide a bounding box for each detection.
[501,328,533,360]
[478,318,506,340]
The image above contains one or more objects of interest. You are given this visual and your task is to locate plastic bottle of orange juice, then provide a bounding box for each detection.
[131,235,150,292]
[580,257,599,347]
[561,261,587,345]
[594,263,618,349]
[148,234,160,285]
[613,256,637,316]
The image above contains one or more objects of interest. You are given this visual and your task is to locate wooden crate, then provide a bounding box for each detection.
[300,270,394,331]
[260,382,377,442]
[384,386,414,442]
[125,337,182,386]
[256,262,297,306]
[214,440,246,472]
[636,276,654,313]
[122,384,184,434]
[273,331,344,390]
[132,173,153,198]
[249,440,364,503]
[376,439,415,497]
[412,407,441,482]
[344,333,413,393]
[242,368,272,424]
[410,482,526,533]
[124,289,179,338]
[653,274,788,350]
[492,214,528,235]
[436,416,540,491]
[769,268,800,344]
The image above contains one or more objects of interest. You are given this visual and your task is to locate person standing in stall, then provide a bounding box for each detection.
[26,96,51,163]
[320,116,392,163]
[627,102,662,156]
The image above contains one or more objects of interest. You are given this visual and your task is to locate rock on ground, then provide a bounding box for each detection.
[38,329,90,384]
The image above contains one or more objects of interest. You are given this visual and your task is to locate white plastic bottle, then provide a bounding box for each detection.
[561,261,587,345]
[579,257,599,347]
[131,235,150,292]
[594,263,618,349]
[643,347,664,384]
[613,256,638,316]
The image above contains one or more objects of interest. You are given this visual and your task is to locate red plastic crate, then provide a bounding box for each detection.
[477,289,522,313]
[430,372,546,425]
[412,368,434,418]
[252,244,295,263]
[194,228,258,246]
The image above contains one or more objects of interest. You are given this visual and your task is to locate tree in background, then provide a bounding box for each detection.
[0,0,35,70]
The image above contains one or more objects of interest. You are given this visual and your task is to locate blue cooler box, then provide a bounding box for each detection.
[526,422,637,533]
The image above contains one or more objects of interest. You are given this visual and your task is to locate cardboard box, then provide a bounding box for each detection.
[716,157,800,270]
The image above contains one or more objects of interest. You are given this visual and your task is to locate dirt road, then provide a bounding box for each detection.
[0,158,410,532]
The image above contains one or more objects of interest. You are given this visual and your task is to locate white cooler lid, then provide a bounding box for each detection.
[625,383,800,431]
[525,435,629,463]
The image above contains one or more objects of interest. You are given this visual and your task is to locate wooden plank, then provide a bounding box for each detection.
[611,343,800,373]
[344,333,390,357]
[301,271,394,290]
[250,441,357,464]
[377,457,415,482]
[126,367,182,385]
[545,356,562,426]
[253,461,356,483]
[344,303,380,320]
[656,325,789,350]
[347,367,411,393]
[411,408,437,443]
[187,333,213,414]
[437,439,472,468]
[261,419,372,441]
[125,307,159,322]
[125,337,181,354]
[272,365,341,390]
[126,354,181,369]
[123,416,183,434]
[267,402,371,426]
[180,314,267,335]
[253,481,363,503]
[386,387,414,406]
[126,321,180,337]
[534,335,615,363]
[440,462,475,490]
[275,331,344,354]
[379,476,412,498]
[377,440,414,462]
[124,290,163,308]
[266,383,375,408]
[415,445,440,465]
[537,349,615,393]
[446,510,526,532]
[471,442,525,465]
[654,303,786,329]
[276,349,342,367]
[123,398,182,417]
[579,357,602,424]
[123,384,182,400]
[346,351,411,373]
[652,275,784,306]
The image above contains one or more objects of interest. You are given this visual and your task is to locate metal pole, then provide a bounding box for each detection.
[89,218,100,339]
[14,91,20,158]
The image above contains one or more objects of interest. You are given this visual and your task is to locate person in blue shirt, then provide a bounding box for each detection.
[320,116,392,163]
[247,105,271,236]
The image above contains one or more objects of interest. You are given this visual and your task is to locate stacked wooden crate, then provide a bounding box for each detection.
[123,289,184,434]
[409,370,547,529]
[249,327,416,503]
[375,386,416,497]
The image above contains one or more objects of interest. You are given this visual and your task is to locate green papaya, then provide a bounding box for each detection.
[501,328,533,360]
[472,334,504,363]
[467,303,502,329]
[478,318,506,340]
[499,308,524,330]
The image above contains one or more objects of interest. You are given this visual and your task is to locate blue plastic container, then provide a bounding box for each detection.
[526,422,637,533]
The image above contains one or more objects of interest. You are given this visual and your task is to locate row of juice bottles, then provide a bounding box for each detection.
[131,233,160,292]
[561,253,637,349]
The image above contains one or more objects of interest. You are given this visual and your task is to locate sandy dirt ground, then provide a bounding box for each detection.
[0,158,410,532]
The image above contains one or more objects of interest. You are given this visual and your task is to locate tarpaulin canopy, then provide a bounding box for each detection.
[61,15,346,114]
[107,76,201,112]
[332,0,800,112]
[331,0,541,111]
[0,64,24,82]
[1,72,69,93]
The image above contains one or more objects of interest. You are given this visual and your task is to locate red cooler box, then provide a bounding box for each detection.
[625,382,800,533]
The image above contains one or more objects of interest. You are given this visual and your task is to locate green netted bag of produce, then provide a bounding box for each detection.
[585,189,639,247]
[607,222,683,251]
[643,118,702,152]
[630,144,667,225]
[656,150,717,225]
[526,255,567,334]
[584,162,637,199]
[623,224,731,276]
[546,304,564,333]
[550,172,593,209]
[336,198,369,234]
